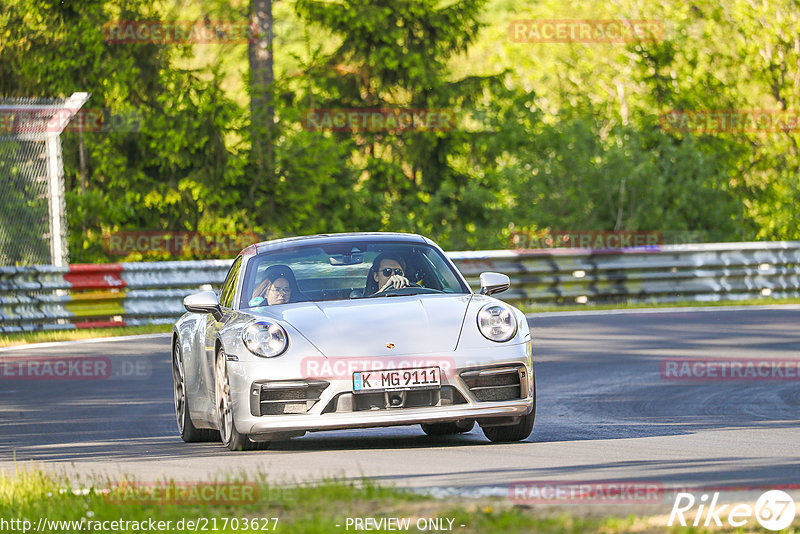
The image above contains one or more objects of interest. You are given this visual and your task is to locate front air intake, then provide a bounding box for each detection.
[320,386,468,413]
[250,380,329,416]
[460,366,527,401]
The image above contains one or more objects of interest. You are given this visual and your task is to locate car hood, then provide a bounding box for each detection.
[251,294,473,357]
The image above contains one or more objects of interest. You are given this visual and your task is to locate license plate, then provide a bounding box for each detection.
[353,366,440,393]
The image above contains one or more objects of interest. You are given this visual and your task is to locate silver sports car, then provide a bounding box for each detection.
[172,232,535,450]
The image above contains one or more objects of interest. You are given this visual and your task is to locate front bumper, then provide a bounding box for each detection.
[226,343,534,437]
[247,400,532,435]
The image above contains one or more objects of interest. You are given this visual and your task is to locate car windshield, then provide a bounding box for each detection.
[239,241,469,308]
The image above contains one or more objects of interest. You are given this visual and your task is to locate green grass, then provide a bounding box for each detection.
[5,467,798,533]
[521,297,800,314]
[0,324,173,348]
[0,467,664,534]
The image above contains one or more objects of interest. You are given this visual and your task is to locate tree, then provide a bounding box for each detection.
[294,0,524,248]
[249,0,276,206]
[0,0,250,262]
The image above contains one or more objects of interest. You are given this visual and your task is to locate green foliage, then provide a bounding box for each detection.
[0,468,661,534]
[292,0,522,249]
[0,0,797,264]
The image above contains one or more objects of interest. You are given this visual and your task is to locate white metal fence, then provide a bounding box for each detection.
[1,242,798,333]
[0,93,89,267]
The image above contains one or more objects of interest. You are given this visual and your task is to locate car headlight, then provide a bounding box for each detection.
[242,320,288,357]
[477,304,517,342]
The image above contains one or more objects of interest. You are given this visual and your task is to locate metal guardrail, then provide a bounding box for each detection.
[1,242,798,333]
[0,261,231,332]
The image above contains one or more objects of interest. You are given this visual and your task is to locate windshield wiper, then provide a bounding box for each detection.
[367,289,434,298]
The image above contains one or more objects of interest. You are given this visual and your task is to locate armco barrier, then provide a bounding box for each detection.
[0,242,798,332]
[0,261,231,332]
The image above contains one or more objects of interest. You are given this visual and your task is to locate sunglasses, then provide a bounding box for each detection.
[380,268,404,277]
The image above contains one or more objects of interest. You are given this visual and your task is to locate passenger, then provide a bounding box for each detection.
[250,264,302,305]
[365,253,410,295]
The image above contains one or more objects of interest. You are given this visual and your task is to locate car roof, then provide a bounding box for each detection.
[242,232,432,256]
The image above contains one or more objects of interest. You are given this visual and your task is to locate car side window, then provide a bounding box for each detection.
[219,256,242,309]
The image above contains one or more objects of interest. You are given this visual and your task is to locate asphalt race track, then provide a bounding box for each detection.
[1,307,799,495]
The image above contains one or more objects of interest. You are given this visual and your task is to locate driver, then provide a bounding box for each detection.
[367,253,410,295]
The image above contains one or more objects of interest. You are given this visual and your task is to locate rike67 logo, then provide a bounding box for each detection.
[669,490,797,531]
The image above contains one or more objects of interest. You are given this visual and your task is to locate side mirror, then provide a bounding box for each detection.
[184,290,223,321]
[479,272,510,296]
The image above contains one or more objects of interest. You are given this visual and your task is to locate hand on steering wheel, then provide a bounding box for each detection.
[377,274,410,293]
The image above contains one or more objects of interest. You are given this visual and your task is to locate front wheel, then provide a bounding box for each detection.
[480,412,535,443]
[215,348,268,451]
[173,342,219,442]
[481,372,536,443]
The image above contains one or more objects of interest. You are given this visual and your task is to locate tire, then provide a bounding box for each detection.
[481,412,535,443]
[172,342,219,442]
[481,372,536,443]
[421,420,475,436]
[215,348,269,451]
